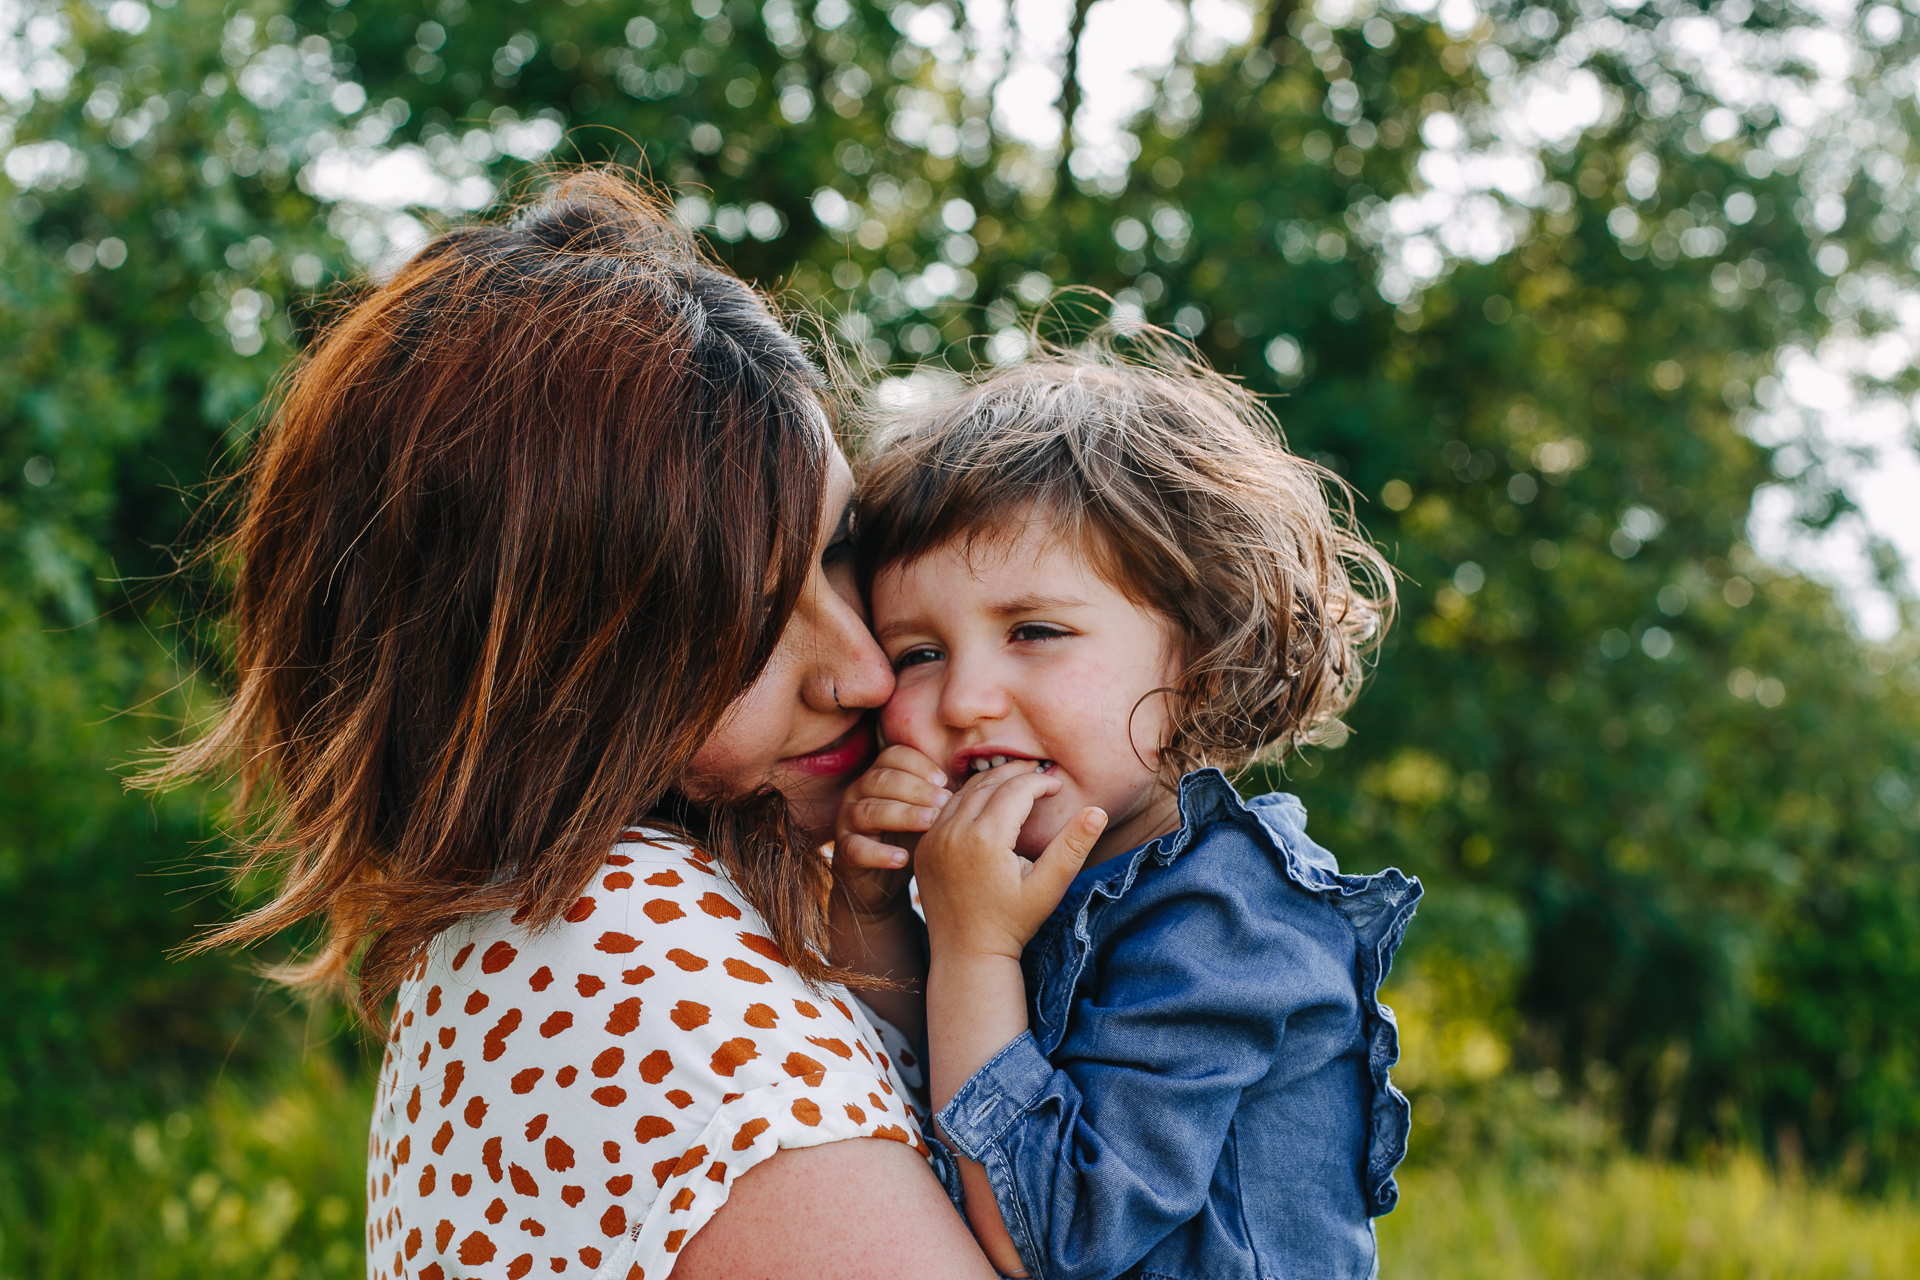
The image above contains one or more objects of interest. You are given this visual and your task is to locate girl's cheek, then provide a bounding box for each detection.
[879,689,934,755]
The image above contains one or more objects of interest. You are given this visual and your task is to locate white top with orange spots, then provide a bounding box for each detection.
[367,830,929,1280]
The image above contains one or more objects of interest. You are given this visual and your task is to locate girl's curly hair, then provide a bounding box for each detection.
[854,329,1395,779]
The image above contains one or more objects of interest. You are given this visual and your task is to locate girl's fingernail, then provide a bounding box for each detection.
[893,851,908,865]
[930,771,948,786]
[918,808,939,823]
[932,791,951,807]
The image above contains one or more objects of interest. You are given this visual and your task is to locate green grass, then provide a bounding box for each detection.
[1382,1158,1920,1279]
[5,1063,1917,1278]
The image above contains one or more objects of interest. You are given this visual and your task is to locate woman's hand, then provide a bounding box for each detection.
[832,744,951,921]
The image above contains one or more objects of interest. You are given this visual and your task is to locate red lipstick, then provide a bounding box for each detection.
[783,720,875,777]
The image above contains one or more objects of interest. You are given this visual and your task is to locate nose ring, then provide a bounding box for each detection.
[832,683,842,710]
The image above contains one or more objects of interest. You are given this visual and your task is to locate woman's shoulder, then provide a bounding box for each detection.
[368,828,925,1280]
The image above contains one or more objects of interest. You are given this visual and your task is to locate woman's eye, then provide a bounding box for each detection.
[821,535,854,568]
[893,646,941,670]
[1010,623,1068,644]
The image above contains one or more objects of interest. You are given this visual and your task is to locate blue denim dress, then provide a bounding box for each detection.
[932,769,1421,1280]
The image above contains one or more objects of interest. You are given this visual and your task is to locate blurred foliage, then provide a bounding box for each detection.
[3,0,1920,1223]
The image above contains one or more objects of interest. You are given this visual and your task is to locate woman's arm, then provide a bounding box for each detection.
[674,1138,997,1279]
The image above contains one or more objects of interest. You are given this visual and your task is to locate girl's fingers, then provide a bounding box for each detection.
[846,795,945,834]
[871,744,949,788]
[1024,806,1106,907]
[838,832,910,871]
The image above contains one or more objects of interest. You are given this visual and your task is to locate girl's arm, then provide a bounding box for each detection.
[913,765,1106,1277]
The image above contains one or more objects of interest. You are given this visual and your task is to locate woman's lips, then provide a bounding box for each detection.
[783,720,874,777]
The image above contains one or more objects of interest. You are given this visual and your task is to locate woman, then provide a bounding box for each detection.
[148,172,994,1279]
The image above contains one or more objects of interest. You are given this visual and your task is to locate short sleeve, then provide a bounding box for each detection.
[367,833,927,1280]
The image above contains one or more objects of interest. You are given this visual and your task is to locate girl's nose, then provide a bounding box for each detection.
[937,654,1010,728]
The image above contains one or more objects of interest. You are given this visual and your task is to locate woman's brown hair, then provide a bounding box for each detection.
[855,331,1396,777]
[143,170,848,1019]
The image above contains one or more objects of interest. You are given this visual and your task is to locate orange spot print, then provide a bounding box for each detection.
[665,1089,694,1109]
[600,1205,627,1238]
[592,1047,625,1078]
[721,1092,743,1104]
[723,958,771,985]
[607,1173,634,1195]
[807,1036,854,1060]
[483,1009,524,1061]
[644,870,682,887]
[458,1230,497,1264]
[436,1219,455,1252]
[603,1140,621,1162]
[731,1117,771,1151]
[530,965,555,992]
[857,1040,874,1062]
[452,945,475,972]
[782,1052,826,1079]
[651,1156,679,1188]
[634,1115,676,1143]
[643,899,686,925]
[869,1093,886,1111]
[539,1011,573,1038]
[737,933,791,967]
[697,893,742,921]
[507,1255,534,1280]
[706,1162,727,1182]
[743,1003,778,1028]
[464,991,490,1016]
[510,1163,540,1197]
[521,1217,546,1237]
[512,1068,544,1095]
[669,1187,696,1212]
[556,1065,578,1087]
[622,965,654,985]
[464,1095,489,1129]
[432,1120,455,1155]
[605,998,642,1036]
[563,897,596,924]
[670,1145,709,1177]
[591,1086,627,1107]
[710,1038,759,1076]
[407,1085,422,1123]
[481,941,518,974]
[561,1185,586,1208]
[669,1001,710,1031]
[578,1244,602,1267]
[417,1041,432,1069]
[603,871,635,891]
[439,1061,466,1107]
[665,1228,688,1253]
[791,1098,822,1126]
[576,974,606,997]
[405,1226,422,1258]
[451,1172,473,1197]
[595,932,639,954]
[607,850,636,864]
[845,1103,867,1124]
[829,997,854,1020]
[419,1165,436,1195]
[524,1114,548,1141]
[545,1137,575,1172]
[637,1049,673,1084]
[872,1124,911,1144]
[625,1266,643,1280]
[421,1266,445,1280]
[666,949,707,972]
[395,1135,411,1166]
[486,1196,507,1224]
[439,1026,456,1049]
[483,1136,504,1182]
[427,986,444,1016]
[793,1000,820,1018]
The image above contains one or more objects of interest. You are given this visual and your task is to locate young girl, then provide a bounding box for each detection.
[837,340,1420,1280]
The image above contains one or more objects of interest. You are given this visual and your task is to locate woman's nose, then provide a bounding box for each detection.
[812,579,894,712]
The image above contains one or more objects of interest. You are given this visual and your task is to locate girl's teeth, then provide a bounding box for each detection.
[990,754,1008,768]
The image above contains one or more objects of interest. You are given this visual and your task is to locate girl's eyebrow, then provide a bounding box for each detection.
[990,594,1090,616]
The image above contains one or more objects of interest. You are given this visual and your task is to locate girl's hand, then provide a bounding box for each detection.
[833,744,952,921]
[915,761,1108,962]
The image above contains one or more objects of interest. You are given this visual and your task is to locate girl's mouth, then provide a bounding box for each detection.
[784,721,875,777]
[965,754,1055,776]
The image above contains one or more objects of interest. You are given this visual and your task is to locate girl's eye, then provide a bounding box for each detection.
[893,646,942,670]
[1010,623,1068,644]
[821,535,854,568]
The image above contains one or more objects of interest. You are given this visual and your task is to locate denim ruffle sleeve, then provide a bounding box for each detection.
[1245,788,1422,1215]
